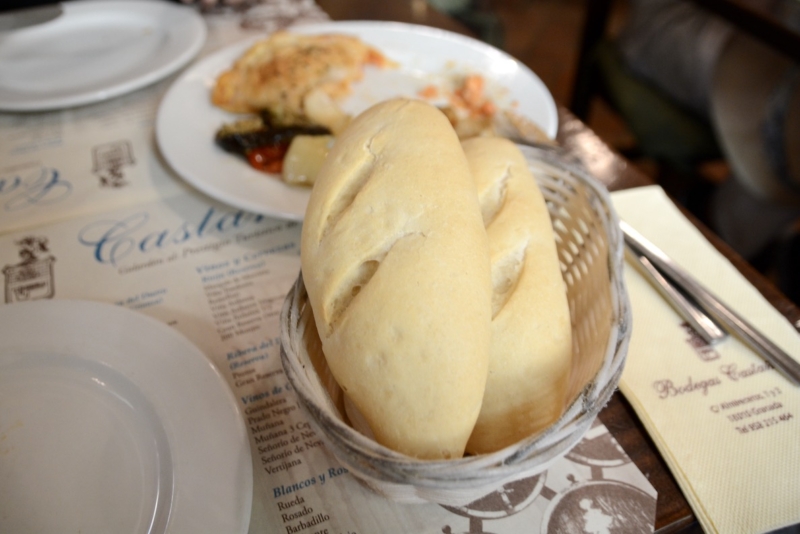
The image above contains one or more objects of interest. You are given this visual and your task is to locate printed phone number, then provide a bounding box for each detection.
[735,412,793,434]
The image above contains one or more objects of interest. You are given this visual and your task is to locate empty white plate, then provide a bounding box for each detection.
[0,0,206,111]
[0,300,252,533]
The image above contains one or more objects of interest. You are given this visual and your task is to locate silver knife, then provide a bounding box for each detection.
[0,4,63,33]
[626,246,728,345]
[621,221,800,386]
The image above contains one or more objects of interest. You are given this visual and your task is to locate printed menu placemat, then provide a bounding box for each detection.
[0,191,656,533]
[0,0,329,237]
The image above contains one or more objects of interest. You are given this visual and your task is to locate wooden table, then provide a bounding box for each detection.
[317,3,800,532]
[316,0,472,36]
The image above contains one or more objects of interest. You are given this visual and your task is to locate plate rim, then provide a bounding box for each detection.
[155,19,559,221]
[0,299,253,533]
[0,0,207,112]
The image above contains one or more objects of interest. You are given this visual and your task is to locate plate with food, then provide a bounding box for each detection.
[156,20,558,221]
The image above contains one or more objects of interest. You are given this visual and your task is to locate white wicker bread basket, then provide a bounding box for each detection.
[280,144,631,507]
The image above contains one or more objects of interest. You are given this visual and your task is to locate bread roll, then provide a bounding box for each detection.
[462,137,572,454]
[300,98,492,460]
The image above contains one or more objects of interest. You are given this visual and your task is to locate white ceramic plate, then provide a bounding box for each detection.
[0,0,206,111]
[0,300,252,534]
[156,20,558,221]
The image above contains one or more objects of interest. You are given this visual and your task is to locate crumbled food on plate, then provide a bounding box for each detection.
[212,31,394,185]
[211,33,549,186]
[431,74,552,144]
[436,74,499,139]
[212,31,394,131]
[417,85,440,99]
[452,74,497,117]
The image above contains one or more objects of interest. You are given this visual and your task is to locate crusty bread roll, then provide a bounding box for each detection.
[462,136,572,454]
[300,98,492,460]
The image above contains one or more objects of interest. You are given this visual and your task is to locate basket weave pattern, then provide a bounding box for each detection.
[280,144,631,506]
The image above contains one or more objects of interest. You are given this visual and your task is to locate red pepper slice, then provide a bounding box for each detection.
[246,144,289,174]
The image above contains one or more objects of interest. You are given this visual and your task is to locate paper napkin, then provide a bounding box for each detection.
[611,186,800,534]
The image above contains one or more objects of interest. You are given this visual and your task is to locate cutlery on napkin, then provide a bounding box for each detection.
[613,185,800,534]
[621,220,800,386]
